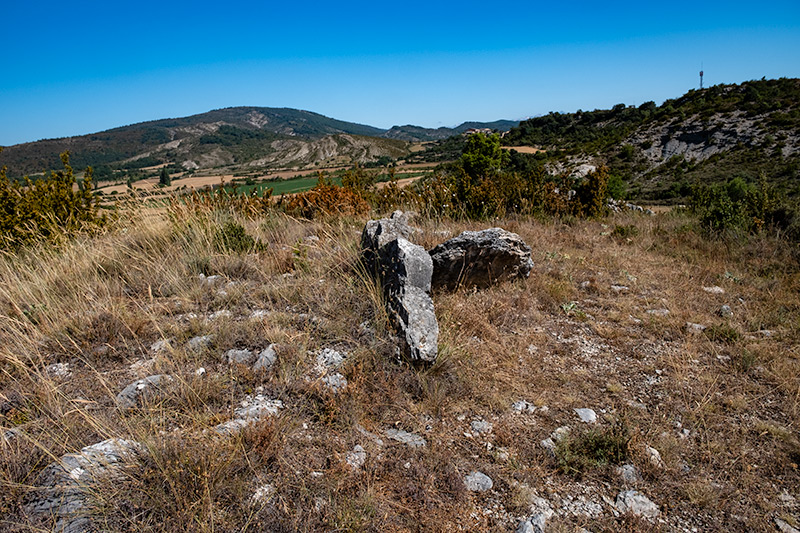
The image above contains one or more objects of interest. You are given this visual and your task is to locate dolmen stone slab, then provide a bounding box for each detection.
[24,438,141,533]
[429,228,533,291]
[361,212,439,363]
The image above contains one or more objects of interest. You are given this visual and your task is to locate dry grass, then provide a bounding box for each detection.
[1,204,799,531]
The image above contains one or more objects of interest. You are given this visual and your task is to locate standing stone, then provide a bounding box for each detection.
[429,228,533,291]
[361,213,439,363]
[360,210,415,274]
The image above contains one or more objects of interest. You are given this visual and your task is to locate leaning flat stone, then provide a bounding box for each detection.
[385,428,426,448]
[116,374,171,410]
[464,471,493,492]
[429,228,533,291]
[616,490,660,518]
[24,438,141,533]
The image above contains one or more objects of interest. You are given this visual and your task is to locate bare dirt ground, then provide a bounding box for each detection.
[502,145,544,154]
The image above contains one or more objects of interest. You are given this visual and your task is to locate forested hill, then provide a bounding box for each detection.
[504,78,800,201]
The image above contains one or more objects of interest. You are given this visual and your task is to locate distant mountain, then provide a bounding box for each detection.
[381,120,519,142]
[0,107,389,177]
[0,108,516,178]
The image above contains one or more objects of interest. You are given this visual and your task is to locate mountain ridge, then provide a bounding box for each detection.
[0,107,517,178]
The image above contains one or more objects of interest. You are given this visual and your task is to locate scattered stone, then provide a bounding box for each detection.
[646,308,670,317]
[385,428,427,448]
[251,483,275,505]
[574,408,597,423]
[540,438,556,453]
[718,304,733,318]
[199,274,222,285]
[249,309,270,319]
[646,446,664,468]
[616,463,642,483]
[610,284,629,293]
[2,427,21,444]
[561,494,603,518]
[356,425,385,447]
[253,345,277,372]
[316,348,346,371]
[758,329,775,337]
[115,374,171,410]
[195,367,206,377]
[551,426,571,442]
[464,471,493,492]
[615,490,660,518]
[703,286,725,294]
[346,445,366,469]
[516,515,545,533]
[322,373,348,393]
[471,418,493,434]
[775,517,800,533]
[512,400,537,414]
[186,335,214,352]
[150,339,171,353]
[224,348,254,365]
[24,438,141,533]
[429,228,533,291]
[209,310,232,321]
[46,362,71,378]
[213,396,283,436]
[685,322,707,332]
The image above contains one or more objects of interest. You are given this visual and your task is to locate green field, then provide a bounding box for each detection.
[227,171,430,197]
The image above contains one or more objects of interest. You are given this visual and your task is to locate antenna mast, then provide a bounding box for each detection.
[699,63,704,90]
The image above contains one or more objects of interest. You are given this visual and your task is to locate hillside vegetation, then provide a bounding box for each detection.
[504,78,800,202]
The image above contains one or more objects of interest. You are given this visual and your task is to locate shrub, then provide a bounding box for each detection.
[282,177,369,219]
[0,151,108,249]
[555,418,630,477]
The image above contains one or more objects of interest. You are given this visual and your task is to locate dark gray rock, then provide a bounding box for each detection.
[360,210,415,274]
[115,374,171,410]
[24,438,141,533]
[429,228,533,291]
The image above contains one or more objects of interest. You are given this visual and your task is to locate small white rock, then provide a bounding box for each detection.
[464,471,493,492]
[574,408,597,423]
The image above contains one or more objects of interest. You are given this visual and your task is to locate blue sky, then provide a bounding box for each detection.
[2,1,799,146]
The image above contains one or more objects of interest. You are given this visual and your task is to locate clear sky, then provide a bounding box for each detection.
[2,1,799,146]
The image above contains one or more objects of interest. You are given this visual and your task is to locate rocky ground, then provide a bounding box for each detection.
[1,207,799,532]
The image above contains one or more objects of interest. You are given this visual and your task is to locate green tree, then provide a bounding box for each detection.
[159,167,171,186]
[461,132,506,179]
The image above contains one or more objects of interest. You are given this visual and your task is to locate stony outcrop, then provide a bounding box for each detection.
[24,438,141,533]
[361,212,439,363]
[429,228,533,291]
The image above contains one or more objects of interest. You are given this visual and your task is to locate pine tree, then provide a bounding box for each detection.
[159,167,171,186]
